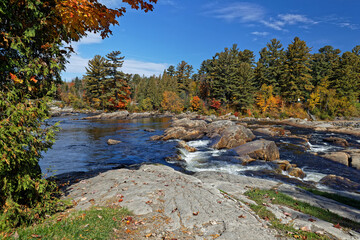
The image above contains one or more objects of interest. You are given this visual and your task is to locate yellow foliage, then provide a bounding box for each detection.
[161,91,184,113]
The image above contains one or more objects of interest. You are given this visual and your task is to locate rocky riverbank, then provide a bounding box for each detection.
[61,164,360,240]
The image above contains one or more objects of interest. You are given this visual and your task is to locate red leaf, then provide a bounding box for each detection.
[333,223,341,229]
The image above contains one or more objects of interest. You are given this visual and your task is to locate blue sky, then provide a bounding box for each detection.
[62,0,360,81]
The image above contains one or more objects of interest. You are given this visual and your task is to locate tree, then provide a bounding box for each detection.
[0,0,158,230]
[175,61,193,95]
[280,37,313,102]
[84,55,107,108]
[254,39,284,94]
[104,51,131,110]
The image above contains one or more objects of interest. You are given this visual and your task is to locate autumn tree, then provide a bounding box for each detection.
[0,0,157,231]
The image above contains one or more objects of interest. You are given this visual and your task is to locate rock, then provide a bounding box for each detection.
[319,175,360,192]
[205,120,236,138]
[234,140,280,161]
[212,125,255,149]
[144,128,156,132]
[171,118,207,129]
[107,139,121,145]
[85,110,129,120]
[323,137,349,147]
[253,127,290,137]
[162,127,204,141]
[287,167,306,179]
[344,149,360,170]
[273,160,291,171]
[177,140,197,152]
[237,155,256,165]
[150,135,162,141]
[321,152,349,166]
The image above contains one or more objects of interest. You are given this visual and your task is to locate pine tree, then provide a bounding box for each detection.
[104,51,131,109]
[175,61,193,95]
[280,37,313,102]
[254,39,284,94]
[83,55,107,108]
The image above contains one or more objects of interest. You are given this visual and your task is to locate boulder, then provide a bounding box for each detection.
[273,160,291,171]
[323,137,349,147]
[321,152,349,166]
[234,140,280,161]
[237,155,256,166]
[287,167,306,179]
[144,128,156,132]
[84,110,129,120]
[212,125,255,149]
[107,139,121,145]
[162,127,204,141]
[171,118,207,130]
[177,140,197,152]
[205,120,236,138]
[319,175,360,192]
[149,135,162,141]
[253,127,291,137]
[345,149,360,170]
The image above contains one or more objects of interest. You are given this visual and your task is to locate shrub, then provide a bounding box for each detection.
[161,91,184,113]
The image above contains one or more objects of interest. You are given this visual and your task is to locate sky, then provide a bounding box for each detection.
[62,0,360,81]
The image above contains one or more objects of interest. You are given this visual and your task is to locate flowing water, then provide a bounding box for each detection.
[41,115,360,189]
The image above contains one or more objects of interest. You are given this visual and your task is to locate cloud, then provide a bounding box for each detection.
[262,14,317,31]
[207,2,265,22]
[338,22,359,30]
[251,31,269,36]
[62,55,169,81]
[122,59,169,76]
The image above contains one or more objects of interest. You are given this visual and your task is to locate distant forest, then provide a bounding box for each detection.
[58,37,360,119]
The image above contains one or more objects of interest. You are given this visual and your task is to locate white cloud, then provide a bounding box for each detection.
[262,14,317,31]
[62,55,169,81]
[338,22,359,30]
[122,59,169,76]
[251,31,269,36]
[207,2,265,22]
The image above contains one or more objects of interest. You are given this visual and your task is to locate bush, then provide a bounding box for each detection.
[0,85,68,232]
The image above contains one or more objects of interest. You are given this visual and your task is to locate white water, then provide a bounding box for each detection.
[307,141,341,153]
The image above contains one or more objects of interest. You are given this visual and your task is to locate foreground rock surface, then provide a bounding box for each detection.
[62,164,360,240]
[211,125,255,149]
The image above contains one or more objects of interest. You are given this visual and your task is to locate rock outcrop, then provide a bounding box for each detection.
[177,140,197,152]
[234,140,280,161]
[321,152,350,166]
[212,125,255,149]
[319,174,360,192]
[323,137,349,147]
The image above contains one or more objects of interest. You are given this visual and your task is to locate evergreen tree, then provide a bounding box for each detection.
[83,55,107,108]
[280,37,313,102]
[104,51,130,109]
[254,39,284,94]
[175,61,193,95]
[167,65,176,76]
[311,45,340,87]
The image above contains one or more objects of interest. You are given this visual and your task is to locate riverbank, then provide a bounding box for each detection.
[59,164,360,239]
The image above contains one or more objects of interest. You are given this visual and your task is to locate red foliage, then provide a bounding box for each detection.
[210,98,221,110]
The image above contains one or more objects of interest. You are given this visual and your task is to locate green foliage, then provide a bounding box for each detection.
[0,85,70,232]
[245,189,360,232]
[12,207,131,239]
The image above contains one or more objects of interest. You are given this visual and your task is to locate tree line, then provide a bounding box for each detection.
[60,37,360,119]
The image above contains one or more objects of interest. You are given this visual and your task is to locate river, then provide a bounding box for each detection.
[40,115,360,189]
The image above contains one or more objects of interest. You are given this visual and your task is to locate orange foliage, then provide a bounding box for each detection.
[210,99,221,110]
[256,84,279,113]
[161,91,184,113]
[190,96,203,112]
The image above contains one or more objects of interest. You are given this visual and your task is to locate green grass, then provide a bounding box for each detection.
[300,187,360,210]
[2,207,131,240]
[245,189,360,232]
[219,190,330,240]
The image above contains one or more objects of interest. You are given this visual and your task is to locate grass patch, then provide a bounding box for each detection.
[300,187,360,210]
[2,207,131,239]
[219,189,330,240]
[245,189,360,232]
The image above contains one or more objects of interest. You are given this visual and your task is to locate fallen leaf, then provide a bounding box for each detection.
[301,226,310,232]
[57,217,62,222]
[264,216,270,221]
[238,215,246,219]
[308,218,316,222]
[284,212,292,217]
[171,208,178,213]
[193,211,199,216]
[145,233,153,238]
[125,229,132,234]
[146,200,152,204]
[31,235,42,238]
[217,201,222,204]
[118,199,123,202]
[333,223,341,229]
[113,228,120,233]
[98,215,103,219]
